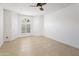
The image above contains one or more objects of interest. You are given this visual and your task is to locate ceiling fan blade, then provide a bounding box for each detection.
[41,3,47,6]
[36,3,46,6]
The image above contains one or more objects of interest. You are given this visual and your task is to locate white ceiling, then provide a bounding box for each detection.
[0,3,74,15]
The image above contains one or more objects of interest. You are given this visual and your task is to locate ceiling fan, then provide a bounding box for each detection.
[30,3,47,11]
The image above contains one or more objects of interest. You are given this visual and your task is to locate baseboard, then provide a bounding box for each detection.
[44,35,79,49]
[4,37,18,42]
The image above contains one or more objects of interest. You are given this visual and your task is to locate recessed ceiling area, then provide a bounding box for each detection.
[0,3,74,15]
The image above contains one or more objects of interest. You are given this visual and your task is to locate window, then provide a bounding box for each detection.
[21,18,31,33]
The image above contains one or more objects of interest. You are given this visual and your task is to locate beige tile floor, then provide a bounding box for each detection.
[0,36,79,56]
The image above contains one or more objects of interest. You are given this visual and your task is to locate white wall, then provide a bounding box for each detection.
[11,12,19,39]
[0,7,3,46]
[32,15,44,36]
[44,4,79,49]
[4,9,19,41]
[4,9,12,41]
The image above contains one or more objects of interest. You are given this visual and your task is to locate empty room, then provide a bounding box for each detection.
[0,3,79,56]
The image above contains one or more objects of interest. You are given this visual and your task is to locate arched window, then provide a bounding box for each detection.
[21,18,31,33]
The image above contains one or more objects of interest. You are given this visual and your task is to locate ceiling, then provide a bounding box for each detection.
[0,3,74,15]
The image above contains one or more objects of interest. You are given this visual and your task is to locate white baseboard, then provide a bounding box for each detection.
[44,35,79,49]
[4,36,18,42]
